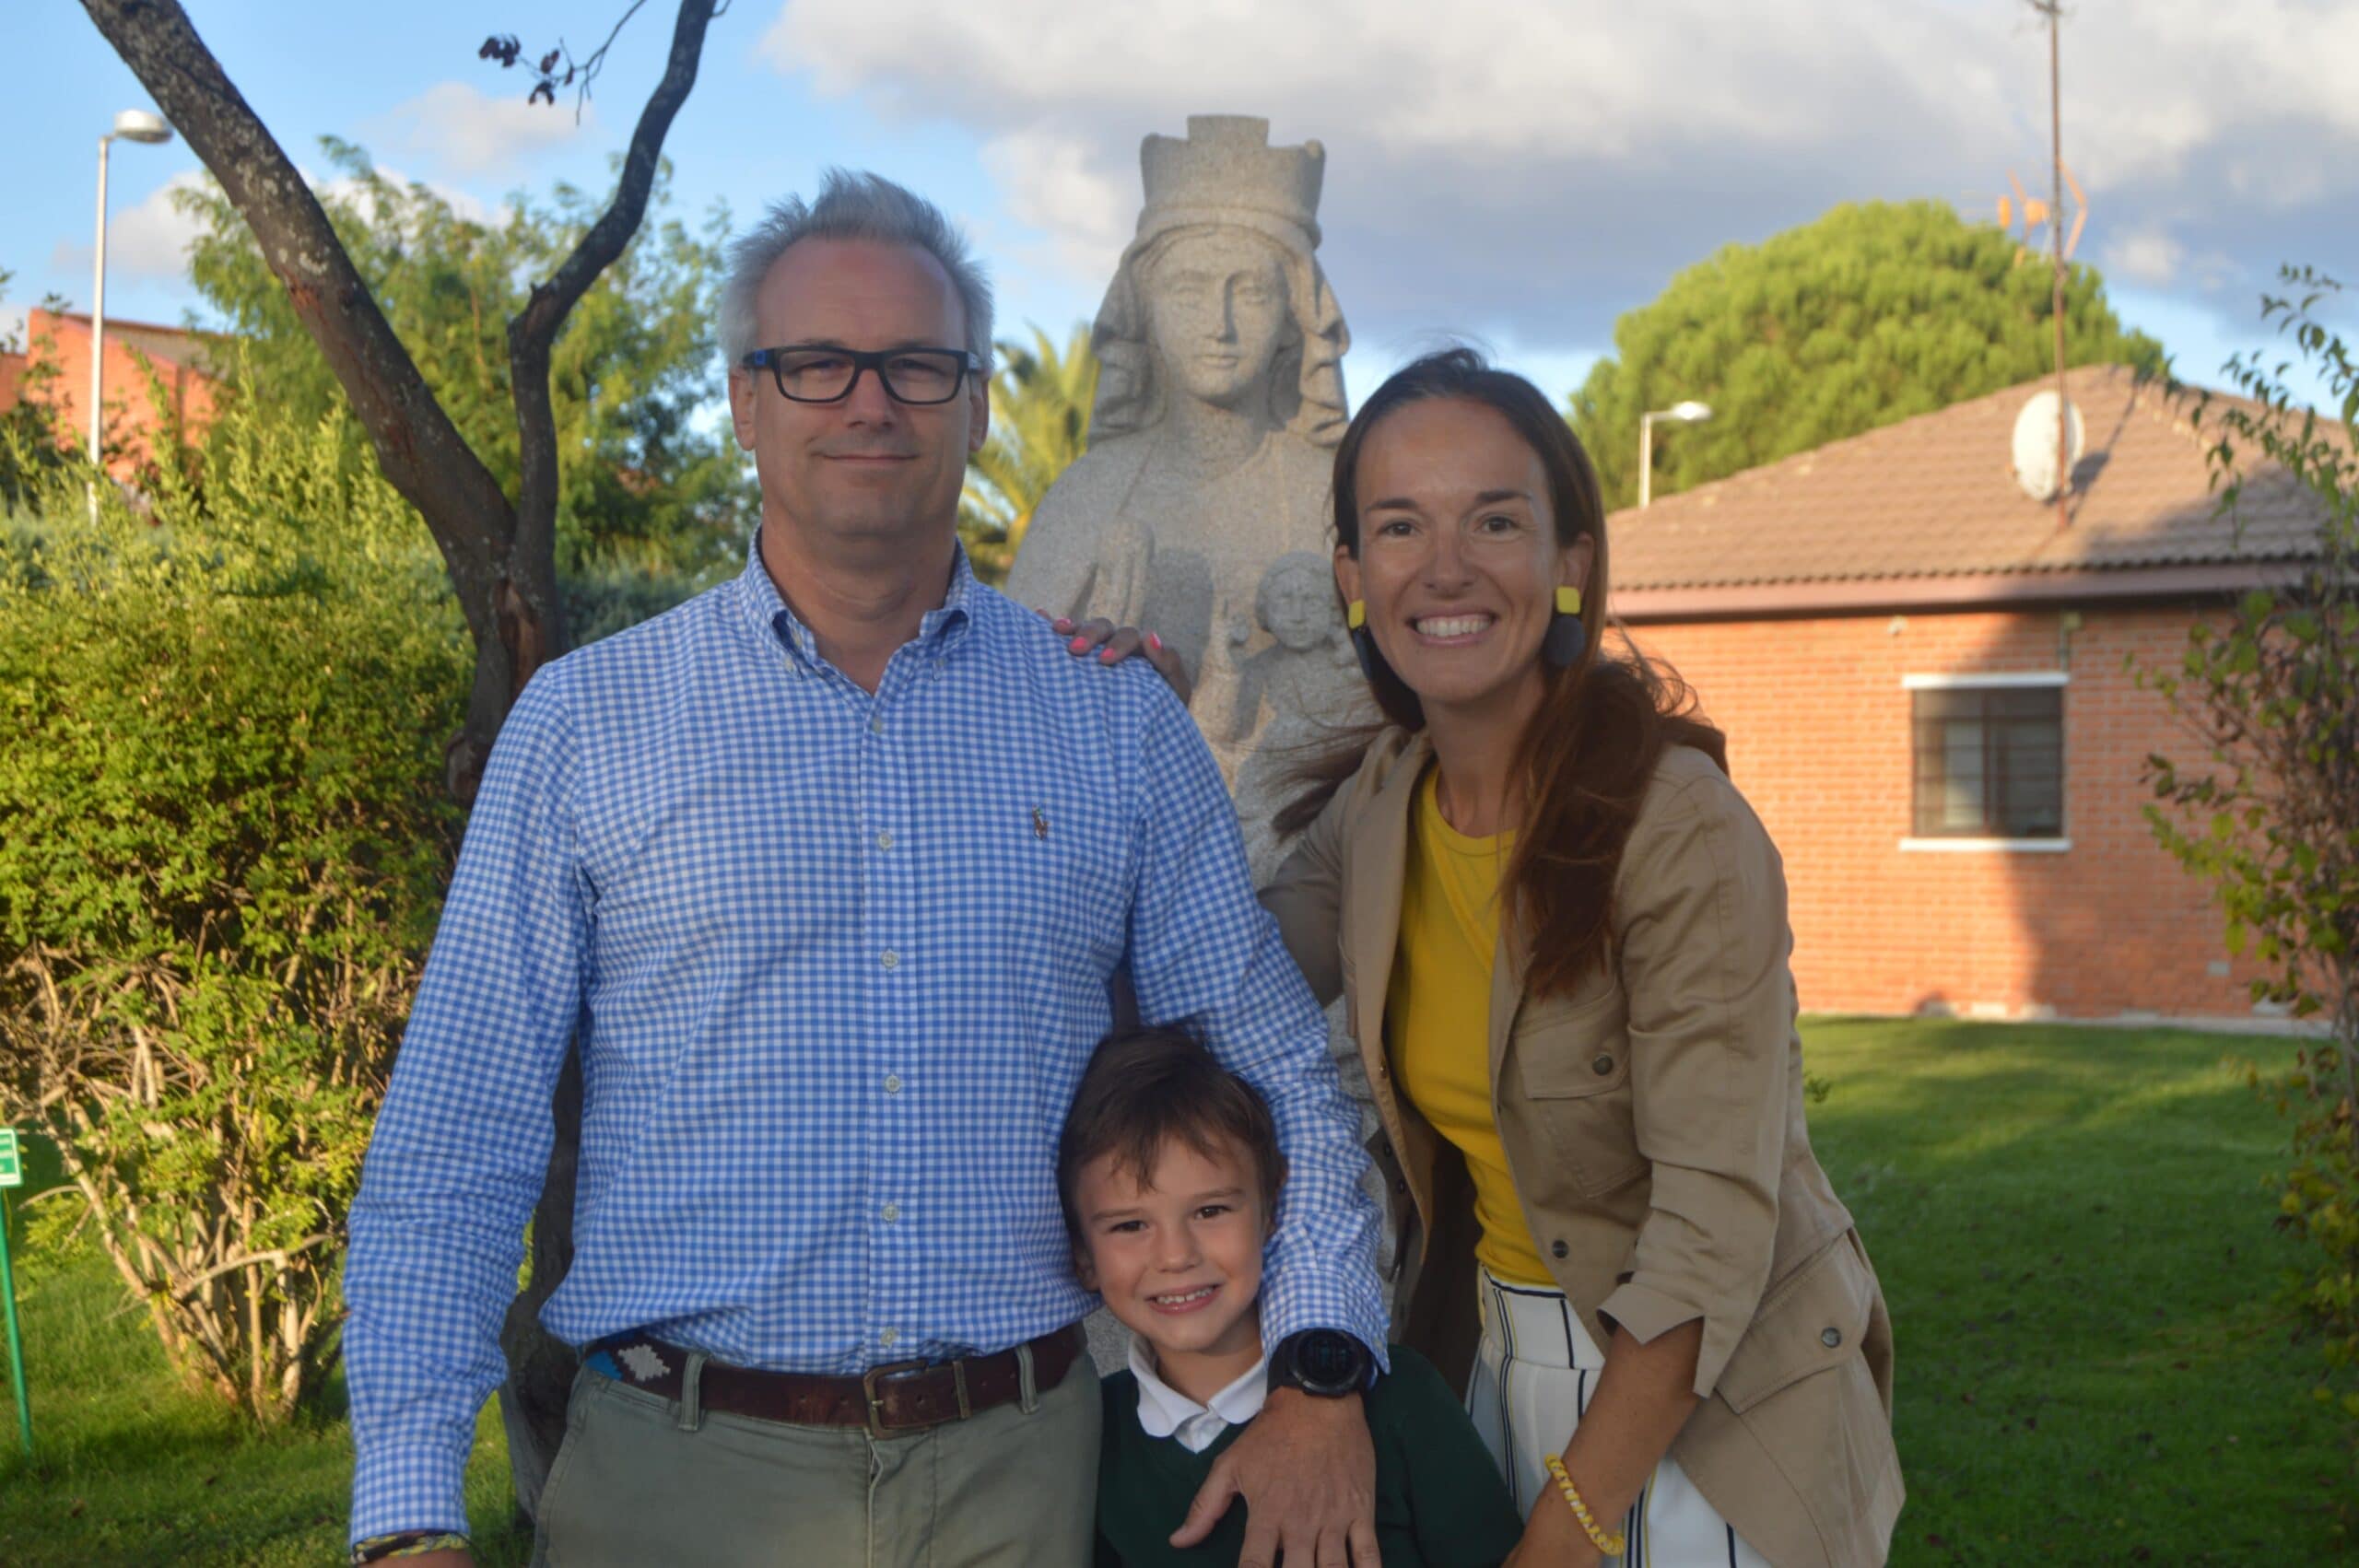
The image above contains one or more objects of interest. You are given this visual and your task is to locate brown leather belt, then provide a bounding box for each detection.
[592,1324,1085,1438]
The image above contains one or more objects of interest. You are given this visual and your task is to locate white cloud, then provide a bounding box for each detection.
[50,170,211,283]
[978,128,1133,286]
[767,0,2014,163]
[379,80,593,179]
[48,165,500,296]
[2105,226,2188,287]
[759,0,2359,357]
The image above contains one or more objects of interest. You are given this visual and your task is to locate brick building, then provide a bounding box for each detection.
[0,307,219,479]
[1609,365,2330,1025]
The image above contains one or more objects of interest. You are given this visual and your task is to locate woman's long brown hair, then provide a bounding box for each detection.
[1291,347,1727,999]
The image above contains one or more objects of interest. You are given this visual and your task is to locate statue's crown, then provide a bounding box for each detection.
[1139,116,1324,242]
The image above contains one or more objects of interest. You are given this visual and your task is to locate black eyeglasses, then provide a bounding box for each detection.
[741,345,983,405]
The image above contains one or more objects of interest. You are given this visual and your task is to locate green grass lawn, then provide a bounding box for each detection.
[1802,1017,2352,1564]
[0,1018,2350,1565]
[0,1141,534,1568]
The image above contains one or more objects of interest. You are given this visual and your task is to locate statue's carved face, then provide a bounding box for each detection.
[1143,230,1292,411]
[1261,565,1335,651]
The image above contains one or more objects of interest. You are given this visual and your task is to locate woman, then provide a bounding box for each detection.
[1072,350,1901,1566]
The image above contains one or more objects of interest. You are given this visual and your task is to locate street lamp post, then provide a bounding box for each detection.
[1637,400,1713,509]
[88,109,173,518]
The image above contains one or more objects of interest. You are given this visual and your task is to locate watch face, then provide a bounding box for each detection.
[1297,1330,1364,1391]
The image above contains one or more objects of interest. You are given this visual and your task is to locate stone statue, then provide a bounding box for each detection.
[1014,121,1388,1377]
[1007,116,1369,825]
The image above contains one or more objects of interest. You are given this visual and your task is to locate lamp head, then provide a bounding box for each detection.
[111,110,172,145]
[1669,400,1713,423]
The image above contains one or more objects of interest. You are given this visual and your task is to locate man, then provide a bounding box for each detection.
[343,170,1390,1568]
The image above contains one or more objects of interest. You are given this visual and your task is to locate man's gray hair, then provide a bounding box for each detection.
[720,170,994,370]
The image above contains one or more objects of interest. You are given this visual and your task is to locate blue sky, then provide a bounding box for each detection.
[6,1,2354,415]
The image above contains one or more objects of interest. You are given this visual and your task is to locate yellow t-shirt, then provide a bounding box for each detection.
[1386,769,1554,1286]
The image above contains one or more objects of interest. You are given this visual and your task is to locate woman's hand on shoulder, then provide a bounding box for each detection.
[1039,611,1193,708]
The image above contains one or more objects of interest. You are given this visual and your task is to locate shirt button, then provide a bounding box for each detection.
[1591,1054,1615,1076]
[879,1328,899,1349]
[884,1073,903,1094]
[876,831,895,851]
[927,662,944,681]
[881,950,899,970]
[1821,1327,1843,1349]
[1551,1239,1570,1259]
[881,1202,901,1223]
[869,712,886,735]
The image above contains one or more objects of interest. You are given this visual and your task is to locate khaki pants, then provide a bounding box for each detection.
[532,1348,1100,1568]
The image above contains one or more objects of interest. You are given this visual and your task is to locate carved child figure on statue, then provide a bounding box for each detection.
[1228,551,1354,744]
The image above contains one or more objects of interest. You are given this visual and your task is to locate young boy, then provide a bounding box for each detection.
[1060,1027,1523,1567]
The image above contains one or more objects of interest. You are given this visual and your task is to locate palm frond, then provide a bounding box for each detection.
[959,322,1099,582]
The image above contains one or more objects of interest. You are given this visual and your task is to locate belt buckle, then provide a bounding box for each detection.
[862,1358,969,1438]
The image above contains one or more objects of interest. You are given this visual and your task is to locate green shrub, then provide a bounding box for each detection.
[2140,266,2359,1507]
[0,387,464,1422]
[0,271,74,510]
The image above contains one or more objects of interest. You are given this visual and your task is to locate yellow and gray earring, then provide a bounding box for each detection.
[1345,598,1386,685]
[1543,585,1587,668]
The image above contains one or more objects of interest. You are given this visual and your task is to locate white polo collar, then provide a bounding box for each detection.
[1127,1334,1269,1455]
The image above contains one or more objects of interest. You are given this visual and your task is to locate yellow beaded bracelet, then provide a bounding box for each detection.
[1543,1454,1627,1558]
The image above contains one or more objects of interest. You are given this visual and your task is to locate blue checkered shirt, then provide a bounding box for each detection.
[344,542,1387,1541]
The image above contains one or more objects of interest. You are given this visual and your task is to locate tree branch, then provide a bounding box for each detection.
[504,0,720,688]
[170,1234,334,1300]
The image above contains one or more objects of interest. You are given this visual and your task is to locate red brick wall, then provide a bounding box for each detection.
[11,310,218,479]
[1619,604,2275,1022]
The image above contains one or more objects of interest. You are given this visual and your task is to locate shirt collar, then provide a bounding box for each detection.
[732,528,982,673]
[1127,1334,1269,1442]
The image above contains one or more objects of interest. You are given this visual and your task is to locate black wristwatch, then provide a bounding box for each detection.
[1266,1329,1373,1398]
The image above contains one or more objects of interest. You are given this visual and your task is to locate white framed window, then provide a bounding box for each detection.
[1902,673,2068,850]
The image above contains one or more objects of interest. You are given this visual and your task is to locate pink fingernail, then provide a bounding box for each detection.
[1068,636,1089,652]
[1098,648,1118,661]
[1053,616,1073,630]
[1147,632,1163,651]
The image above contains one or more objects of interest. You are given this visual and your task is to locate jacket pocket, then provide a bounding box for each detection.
[1509,1009,1646,1198]
[1717,1231,1875,1413]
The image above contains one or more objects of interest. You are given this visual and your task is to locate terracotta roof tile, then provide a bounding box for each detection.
[1608,365,2337,591]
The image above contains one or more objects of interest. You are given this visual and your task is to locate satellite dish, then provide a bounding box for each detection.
[2012,390,2085,502]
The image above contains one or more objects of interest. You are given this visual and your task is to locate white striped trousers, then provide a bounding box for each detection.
[1466,1270,1771,1568]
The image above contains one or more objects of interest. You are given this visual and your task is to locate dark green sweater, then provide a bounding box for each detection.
[1094,1345,1522,1568]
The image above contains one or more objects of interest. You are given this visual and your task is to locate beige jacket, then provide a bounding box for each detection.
[1261,730,1903,1568]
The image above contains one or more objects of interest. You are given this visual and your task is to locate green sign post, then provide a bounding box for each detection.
[0,1127,30,1455]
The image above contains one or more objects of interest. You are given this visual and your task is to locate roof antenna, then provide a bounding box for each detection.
[2029,0,2073,529]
